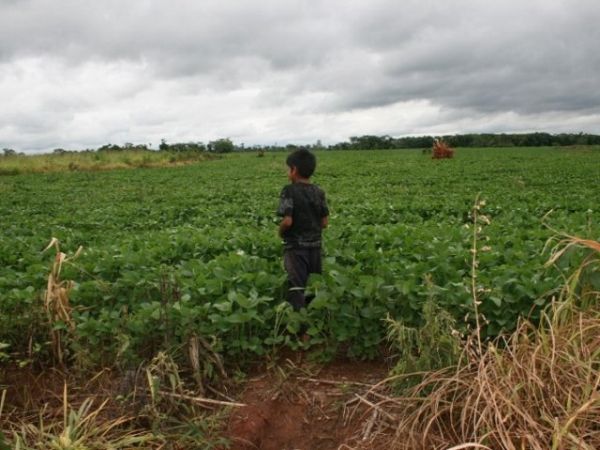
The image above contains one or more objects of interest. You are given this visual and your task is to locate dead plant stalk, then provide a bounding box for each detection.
[43,237,82,365]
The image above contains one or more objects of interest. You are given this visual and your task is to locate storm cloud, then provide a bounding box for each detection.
[1,0,600,152]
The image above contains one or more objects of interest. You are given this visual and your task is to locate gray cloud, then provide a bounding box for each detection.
[323,1,600,115]
[1,0,600,152]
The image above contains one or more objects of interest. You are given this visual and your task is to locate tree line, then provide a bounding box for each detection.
[327,132,600,150]
[2,132,600,156]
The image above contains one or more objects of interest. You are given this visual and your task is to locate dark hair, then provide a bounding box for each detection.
[286,148,316,178]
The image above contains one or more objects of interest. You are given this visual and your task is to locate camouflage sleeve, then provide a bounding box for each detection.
[277,186,294,217]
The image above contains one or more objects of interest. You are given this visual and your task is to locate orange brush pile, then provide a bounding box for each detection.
[432,139,454,159]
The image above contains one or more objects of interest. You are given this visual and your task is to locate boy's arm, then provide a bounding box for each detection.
[320,189,329,229]
[277,186,293,238]
[279,216,293,237]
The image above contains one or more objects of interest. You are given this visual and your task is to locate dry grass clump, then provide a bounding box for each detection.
[0,150,213,175]
[0,381,159,450]
[545,234,600,307]
[43,238,82,366]
[432,139,455,159]
[0,354,237,449]
[367,305,600,449]
[358,235,600,450]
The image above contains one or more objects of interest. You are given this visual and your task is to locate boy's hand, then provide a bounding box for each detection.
[279,216,293,237]
[321,216,329,229]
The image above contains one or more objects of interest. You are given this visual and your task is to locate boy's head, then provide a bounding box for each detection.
[286,148,316,180]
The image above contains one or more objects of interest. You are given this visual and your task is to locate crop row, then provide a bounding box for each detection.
[1,148,599,367]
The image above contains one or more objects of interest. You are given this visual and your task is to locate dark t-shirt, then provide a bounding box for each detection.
[277,183,329,249]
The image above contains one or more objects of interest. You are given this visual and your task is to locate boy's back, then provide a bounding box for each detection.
[277,148,329,313]
[278,182,328,249]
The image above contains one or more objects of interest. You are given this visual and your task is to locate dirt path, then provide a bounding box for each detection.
[224,357,389,450]
[1,356,391,449]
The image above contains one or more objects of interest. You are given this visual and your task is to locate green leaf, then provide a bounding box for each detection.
[309,293,329,309]
[52,321,68,331]
[489,296,502,307]
[213,301,232,313]
[225,312,247,324]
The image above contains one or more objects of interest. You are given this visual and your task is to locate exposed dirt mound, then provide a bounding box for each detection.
[2,356,391,449]
[225,358,389,450]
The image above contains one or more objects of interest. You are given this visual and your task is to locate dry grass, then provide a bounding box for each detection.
[42,238,82,366]
[0,358,233,449]
[353,234,600,450]
[545,234,600,307]
[363,305,600,449]
[0,150,213,175]
[5,384,158,450]
[432,139,455,159]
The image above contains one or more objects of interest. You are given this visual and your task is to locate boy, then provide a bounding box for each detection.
[277,148,329,311]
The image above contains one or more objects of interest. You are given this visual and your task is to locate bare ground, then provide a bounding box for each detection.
[1,354,391,450]
[224,356,390,450]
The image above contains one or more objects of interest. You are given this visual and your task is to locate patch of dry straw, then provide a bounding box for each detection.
[43,237,82,365]
[359,235,600,450]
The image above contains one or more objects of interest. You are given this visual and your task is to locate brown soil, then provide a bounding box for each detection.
[1,366,123,423]
[224,356,389,450]
[1,355,392,450]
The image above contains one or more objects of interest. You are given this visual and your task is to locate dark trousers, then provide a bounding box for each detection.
[284,248,322,311]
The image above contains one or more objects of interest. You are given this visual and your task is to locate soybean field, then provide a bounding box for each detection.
[1,147,599,367]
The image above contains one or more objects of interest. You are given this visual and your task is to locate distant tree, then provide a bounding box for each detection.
[209,138,234,153]
[349,135,395,150]
[97,143,122,152]
[159,139,169,151]
[122,143,150,151]
[165,142,206,152]
[2,148,16,157]
[395,136,434,148]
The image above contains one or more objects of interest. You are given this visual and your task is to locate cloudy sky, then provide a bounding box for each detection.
[1,0,599,153]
